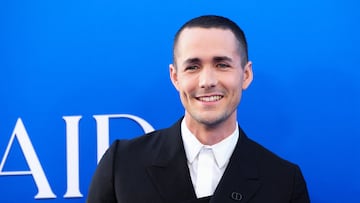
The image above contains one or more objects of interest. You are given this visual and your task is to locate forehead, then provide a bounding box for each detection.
[175,27,240,61]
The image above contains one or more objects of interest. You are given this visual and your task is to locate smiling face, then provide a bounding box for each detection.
[170,27,253,129]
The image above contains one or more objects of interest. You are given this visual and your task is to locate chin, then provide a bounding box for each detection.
[195,115,228,127]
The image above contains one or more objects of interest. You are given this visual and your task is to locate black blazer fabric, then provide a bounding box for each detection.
[87,119,310,203]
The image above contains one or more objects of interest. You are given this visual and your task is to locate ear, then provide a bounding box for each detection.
[169,64,180,91]
[242,61,253,90]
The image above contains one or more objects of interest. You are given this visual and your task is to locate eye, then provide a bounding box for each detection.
[185,65,199,71]
[216,63,230,69]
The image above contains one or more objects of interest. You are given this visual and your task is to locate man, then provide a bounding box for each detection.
[87,15,310,203]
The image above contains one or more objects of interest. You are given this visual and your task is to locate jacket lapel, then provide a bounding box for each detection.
[147,119,197,202]
[211,127,261,203]
[147,121,261,203]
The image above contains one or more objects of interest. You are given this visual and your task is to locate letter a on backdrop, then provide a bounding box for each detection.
[0,118,56,199]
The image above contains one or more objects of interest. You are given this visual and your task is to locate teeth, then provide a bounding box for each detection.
[198,95,222,102]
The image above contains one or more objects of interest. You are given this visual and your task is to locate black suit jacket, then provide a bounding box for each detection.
[87,119,310,203]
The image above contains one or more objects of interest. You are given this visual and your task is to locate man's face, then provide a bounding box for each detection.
[170,27,253,127]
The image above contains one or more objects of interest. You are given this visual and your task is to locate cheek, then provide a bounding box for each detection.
[224,75,242,90]
[226,78,243,99]
[179,84,192,99]
[178,76,197,93]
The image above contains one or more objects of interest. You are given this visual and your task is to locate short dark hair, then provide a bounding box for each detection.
[173,15,249,68]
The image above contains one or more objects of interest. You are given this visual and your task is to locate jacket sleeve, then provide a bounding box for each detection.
[291,165,310,203]
[86,141,119,203]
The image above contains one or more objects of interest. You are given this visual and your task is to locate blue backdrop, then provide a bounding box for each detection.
[1,0,359,202]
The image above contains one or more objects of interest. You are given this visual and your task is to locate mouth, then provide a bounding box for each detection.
[196,95,223,102]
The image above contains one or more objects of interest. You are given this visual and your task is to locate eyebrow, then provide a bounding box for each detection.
[183,58,201,66]
[213,56,233,63]
[182,56,233,66]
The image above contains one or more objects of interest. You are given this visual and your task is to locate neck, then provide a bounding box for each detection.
[184,115,237,145]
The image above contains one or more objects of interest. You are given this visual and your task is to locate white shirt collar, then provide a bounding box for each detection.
[181,119,239,169]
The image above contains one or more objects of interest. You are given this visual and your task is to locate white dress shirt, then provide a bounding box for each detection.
[181,119,239,198]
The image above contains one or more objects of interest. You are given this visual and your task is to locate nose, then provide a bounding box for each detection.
[199,67,217,89]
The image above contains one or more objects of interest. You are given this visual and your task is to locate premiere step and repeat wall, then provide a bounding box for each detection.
[1,0,359,202]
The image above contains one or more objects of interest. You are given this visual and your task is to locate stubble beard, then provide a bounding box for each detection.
[187,107,236,130]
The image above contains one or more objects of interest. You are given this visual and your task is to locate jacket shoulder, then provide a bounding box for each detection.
[109,128,167,158]
[245,137,298,169]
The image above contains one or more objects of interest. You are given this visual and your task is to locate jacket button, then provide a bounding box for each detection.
[231,192,243,201]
